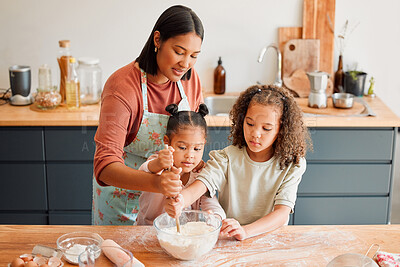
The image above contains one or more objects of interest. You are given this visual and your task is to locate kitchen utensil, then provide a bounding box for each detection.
[283,69,310,98]
[278,27,302,56]
[9,65,33,106]
[78,244,136,267]
[282,39,320,78]
[296,97,365,116]
[307,71,329,108]
[302,0,336,77]
[327,244,380,267]
[153,210,222,261]
[344,71,367,96]
[56,231,103,265]
[332,93,354,108]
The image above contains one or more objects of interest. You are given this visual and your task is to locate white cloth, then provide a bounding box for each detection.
[136,156,226,225]
[196,145,306,225]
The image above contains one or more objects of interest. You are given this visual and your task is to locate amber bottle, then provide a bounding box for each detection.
[334,55,344,94]
[213,57,226,94]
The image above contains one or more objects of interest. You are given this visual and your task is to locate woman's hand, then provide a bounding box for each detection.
[220,218,247,241]
[192,160,206,173]
[165,193,185,218]
[159,166,182,197]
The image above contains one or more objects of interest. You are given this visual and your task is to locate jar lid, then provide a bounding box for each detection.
[78,57,100,65]
[59,40,70,48]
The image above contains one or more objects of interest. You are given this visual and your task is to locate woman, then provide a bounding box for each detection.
[92,5,204,225]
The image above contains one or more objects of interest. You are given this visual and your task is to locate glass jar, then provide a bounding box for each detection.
[77,57,102,104]
[35,87,62,110]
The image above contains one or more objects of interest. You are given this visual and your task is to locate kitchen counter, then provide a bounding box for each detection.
[0,224,399,266]
[0,95,399,127]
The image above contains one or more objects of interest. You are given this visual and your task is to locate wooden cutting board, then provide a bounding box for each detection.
[296,98,365,116]
[278,27,303,57]
[302,0,336,77]
[283,39,320,78]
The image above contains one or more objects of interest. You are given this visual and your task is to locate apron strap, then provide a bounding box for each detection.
[177,80,188,102]
[140,69,149,113]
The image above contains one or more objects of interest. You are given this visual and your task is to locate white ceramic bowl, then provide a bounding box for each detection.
[153,210,222,260]
[56,231,103,265]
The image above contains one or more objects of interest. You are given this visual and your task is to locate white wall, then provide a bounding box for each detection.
[0,0,399,116]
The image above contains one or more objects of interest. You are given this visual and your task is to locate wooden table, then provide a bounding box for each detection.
[1,225,399,266]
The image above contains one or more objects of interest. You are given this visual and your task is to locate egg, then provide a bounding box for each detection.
[10,257,24,267]
[25,261,39,267]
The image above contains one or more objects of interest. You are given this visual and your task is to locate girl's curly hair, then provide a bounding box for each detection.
[229,84,312,169]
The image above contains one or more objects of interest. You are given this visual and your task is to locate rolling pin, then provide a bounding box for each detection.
[101,239,144,267]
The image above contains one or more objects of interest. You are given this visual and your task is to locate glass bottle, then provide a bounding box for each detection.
[77,57,102,104]
[57,40,72,103]
[213,57,226,94]
[66,57,80,109]
[333,55,344,94]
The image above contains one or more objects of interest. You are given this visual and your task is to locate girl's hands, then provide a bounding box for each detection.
[192,160,206,173]
[158,145,175,170]
[159,166,182,197]
[165,193,185,218]
[220,218,247,241]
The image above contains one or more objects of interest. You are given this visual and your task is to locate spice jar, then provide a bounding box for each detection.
[77,57,102,104]
[35,87,61,110]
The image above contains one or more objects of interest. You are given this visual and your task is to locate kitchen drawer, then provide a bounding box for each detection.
[0,213,48,224]
[0,127,44,161]
[204,127,231,161]
[307,128,394,161]
[299,163,391,195]
[49,211,91,225]
[0,163,47,210]
[47,163,93,210]
[45,127,97,161]
[294,196,388,225]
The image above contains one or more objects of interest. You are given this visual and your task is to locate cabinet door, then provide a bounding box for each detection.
[49,211,91,225]
[45,127,97,161]
[0,163,47,210]
[307,128,393,161]
[0,213,48,224]
[204,127,231,161]
[294,196,388,224]
[299,164,391,195]
[0,127,44,161]
[47,163,93,210]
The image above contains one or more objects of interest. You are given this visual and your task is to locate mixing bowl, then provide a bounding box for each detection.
[153,210,222,260]
[57,231,103,264]
[332,93,354,108]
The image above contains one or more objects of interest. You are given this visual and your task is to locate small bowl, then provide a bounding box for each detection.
[332,93,354,109]
[56,231,103,265]
[153,210,222,261]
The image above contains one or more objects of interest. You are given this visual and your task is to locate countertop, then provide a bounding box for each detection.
[0,224,399,266]
[0,94,399,127]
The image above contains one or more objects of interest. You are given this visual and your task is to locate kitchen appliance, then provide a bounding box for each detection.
[9,65,33,105]
[307,71,329,108]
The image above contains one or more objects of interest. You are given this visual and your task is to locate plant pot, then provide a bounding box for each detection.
[344,71,367,96]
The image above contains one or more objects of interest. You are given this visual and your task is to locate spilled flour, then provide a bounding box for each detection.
[158,222,218,260]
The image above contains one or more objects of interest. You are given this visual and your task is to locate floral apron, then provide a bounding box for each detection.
[92,69,191,225]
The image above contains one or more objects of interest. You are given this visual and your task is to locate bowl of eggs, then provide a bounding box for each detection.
[56,231,103,265]
[153,210,222,261]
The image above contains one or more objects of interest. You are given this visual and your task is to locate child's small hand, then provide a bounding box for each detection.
[165,193,185,218]
[220,218,247,241]
[158,145,175,170]
[192,160,206,173]
[159,166,182,197]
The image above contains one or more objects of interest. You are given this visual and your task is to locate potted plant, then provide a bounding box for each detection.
[344,70,367,96]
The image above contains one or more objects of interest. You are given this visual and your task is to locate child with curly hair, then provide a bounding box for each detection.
[165,84,311,240]
[136,103,226,225]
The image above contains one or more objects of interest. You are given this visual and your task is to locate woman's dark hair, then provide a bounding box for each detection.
[165,103,209,138]
[136,5,204,80]
[229,84,312,169]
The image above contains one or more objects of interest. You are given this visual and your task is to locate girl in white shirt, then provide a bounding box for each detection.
[166,85,312,240]
[136,103,226,225]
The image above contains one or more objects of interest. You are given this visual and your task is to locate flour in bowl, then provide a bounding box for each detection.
[158,221,219,260]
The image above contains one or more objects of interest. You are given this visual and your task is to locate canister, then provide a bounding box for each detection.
[77,57,102,104]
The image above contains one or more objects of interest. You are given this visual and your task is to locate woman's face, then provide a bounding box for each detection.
[153,31,202,84]
[243,103,281,162]
[167,126,205,173]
